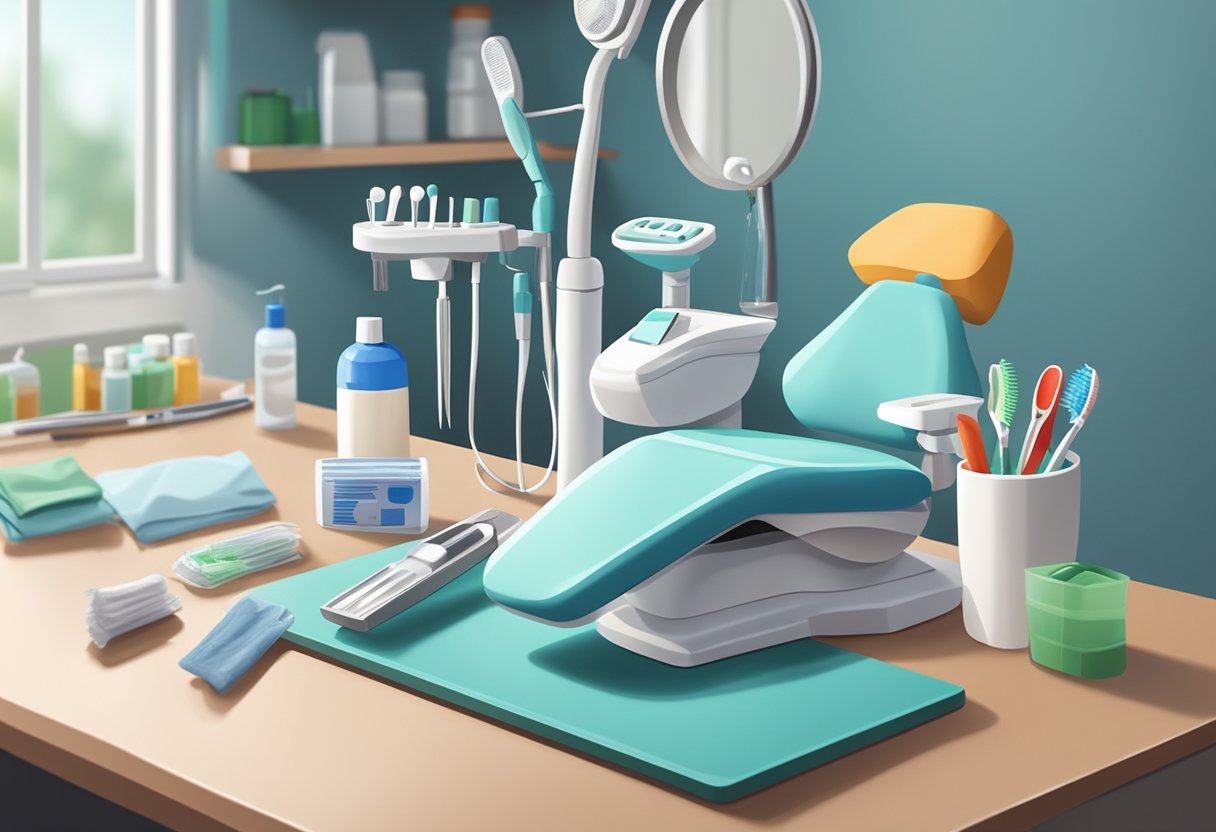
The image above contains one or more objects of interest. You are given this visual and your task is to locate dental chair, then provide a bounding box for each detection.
[484,203,1013,666]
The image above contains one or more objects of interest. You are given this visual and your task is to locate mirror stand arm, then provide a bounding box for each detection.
[567,49,616,260]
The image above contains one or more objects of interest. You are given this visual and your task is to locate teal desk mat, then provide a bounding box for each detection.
[251,543,965,802]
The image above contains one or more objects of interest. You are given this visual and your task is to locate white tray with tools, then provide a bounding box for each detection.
[352,221,520,260]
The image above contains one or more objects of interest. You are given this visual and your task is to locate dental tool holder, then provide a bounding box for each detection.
[354,221,551,287]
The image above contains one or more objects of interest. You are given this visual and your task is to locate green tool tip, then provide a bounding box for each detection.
[426,184,438,198]
[987,359,1019,426]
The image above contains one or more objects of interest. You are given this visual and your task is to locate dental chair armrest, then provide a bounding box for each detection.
[877,394,984,490]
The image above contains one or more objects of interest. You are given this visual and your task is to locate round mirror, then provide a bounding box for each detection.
[657,0,821,191]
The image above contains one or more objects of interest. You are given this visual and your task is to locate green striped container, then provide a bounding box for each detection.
[1025,562,1129,679]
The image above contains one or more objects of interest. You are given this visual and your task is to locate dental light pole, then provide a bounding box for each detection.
[555,0,651,488]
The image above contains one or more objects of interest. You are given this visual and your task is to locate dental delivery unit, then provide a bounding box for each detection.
[343,0,1013,669]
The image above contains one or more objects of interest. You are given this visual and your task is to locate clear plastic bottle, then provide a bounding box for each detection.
[101,346,133,412]
[337,316,410,457]
[446,5,505,139]
[255,285,297,430]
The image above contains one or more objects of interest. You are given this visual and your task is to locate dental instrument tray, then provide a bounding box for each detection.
[320,509,520,632]
[352,221,519,259]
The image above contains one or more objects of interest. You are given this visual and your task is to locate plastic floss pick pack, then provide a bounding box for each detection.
[315,458,429,534]
[172,523,303,589]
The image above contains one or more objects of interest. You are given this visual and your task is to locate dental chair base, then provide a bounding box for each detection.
[597,529,961,667]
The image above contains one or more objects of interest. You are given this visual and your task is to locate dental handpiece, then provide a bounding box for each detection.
[385,185,402,224]
[368,187,385,224]
[427,184,439,229]
[410,185,425,227]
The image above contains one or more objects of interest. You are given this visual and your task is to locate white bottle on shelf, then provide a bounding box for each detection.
[381,70,428,143]
[254,285,297,430]
[447,5,505,140]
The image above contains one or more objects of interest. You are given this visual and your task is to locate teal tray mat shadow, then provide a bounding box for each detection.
[250,543,965,802]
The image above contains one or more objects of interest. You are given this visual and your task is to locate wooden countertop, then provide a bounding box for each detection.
[1,380,1214,831]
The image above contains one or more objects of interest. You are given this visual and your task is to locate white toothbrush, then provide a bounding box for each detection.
[447,196,455,228]
[410,186,425,227]
[368,187,385,224]
[385,185,402,223]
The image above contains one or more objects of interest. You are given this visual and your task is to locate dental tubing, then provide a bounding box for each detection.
[468,261,556,494]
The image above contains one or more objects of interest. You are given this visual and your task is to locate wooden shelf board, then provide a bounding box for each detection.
[215,141,616,173]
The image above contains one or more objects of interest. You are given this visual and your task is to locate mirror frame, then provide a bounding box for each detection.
[656,0,821,191]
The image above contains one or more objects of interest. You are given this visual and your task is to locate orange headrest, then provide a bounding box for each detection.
[847,203,1013,325]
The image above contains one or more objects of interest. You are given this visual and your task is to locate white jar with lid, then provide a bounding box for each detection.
[381,70,428,144]
[447,4,505,139]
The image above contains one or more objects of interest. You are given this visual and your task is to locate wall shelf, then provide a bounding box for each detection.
[215,141,617,173]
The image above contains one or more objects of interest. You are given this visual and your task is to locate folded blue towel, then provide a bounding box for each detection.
[179,596,294,694]
[96,451,276,544]
[0,496,114,541]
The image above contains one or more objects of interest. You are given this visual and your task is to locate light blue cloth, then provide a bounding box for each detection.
[96,451,276,544]
[179,596,294,694]
[0,496,114,542]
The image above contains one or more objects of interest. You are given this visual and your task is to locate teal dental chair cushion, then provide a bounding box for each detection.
[483,429,929,623]
[783,278,981,451]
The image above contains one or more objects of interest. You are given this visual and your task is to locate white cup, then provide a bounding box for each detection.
[956,453,1081,649]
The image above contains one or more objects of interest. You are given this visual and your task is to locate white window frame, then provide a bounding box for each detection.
[1,0,174,292]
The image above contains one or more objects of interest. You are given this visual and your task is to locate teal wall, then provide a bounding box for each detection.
[183,1,1216,597]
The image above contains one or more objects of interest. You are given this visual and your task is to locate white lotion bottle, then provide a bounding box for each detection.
[337,316,410,457]
[255,285,297,430]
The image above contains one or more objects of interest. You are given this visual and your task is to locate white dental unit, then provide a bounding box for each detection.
[480,0,1013,669]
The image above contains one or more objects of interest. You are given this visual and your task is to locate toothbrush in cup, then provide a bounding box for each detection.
[986,359,1019,474]
[1045,365,1098,472]
[1017,365,1062,475]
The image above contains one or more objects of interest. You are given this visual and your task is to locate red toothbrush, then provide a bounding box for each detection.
[956,414,990,474]
[1017,365,1063,475]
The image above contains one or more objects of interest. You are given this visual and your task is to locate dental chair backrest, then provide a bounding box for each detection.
[783,203,1013,453]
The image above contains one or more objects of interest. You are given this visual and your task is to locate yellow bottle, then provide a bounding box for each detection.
[171,332,201,405]
[72,344,101,410]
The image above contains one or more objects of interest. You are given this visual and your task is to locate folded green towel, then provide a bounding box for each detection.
[0,496,114,541]
[0,456,103,517]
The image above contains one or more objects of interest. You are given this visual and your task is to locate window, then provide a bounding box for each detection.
[0,0,171,290]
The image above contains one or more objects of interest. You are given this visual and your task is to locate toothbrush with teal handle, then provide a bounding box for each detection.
[986,359,1019,474]
[1044,365,1098,472]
